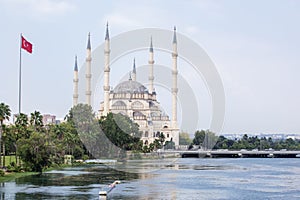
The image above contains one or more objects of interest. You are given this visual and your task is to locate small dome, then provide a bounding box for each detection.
[113,80,148,94]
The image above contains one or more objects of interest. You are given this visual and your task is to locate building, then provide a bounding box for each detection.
[73,25,179,146]
[42,114,56,125]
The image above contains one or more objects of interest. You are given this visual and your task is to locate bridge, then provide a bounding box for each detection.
[160,150,300,158]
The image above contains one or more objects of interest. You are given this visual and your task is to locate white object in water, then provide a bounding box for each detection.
[99,180,121,196]
[99,191,107,196]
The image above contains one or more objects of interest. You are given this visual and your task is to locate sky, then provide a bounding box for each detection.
[0,0,300,135]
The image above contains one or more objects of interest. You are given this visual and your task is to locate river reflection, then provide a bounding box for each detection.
[1,158,300,200]
[16,165,142,186]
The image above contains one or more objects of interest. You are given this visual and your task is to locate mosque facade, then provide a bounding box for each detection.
[73,25,179,146]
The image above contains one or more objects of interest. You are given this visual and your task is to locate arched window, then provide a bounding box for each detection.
[132,101,144,109]
[112,101,126,110]
[133,111,145,120]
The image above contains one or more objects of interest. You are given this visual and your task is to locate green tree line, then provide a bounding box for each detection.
[189,130,300,150]
[0,103,87,173]
[0,103,171,173]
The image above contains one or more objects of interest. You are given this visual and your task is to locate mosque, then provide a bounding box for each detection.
[72,25,179,147]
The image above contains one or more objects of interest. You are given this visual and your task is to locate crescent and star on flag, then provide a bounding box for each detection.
[21,35,33,54]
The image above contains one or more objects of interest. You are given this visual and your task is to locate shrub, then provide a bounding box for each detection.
[0,170,5,177]
[10,162,16,167]
[13,166,22,172]
[82,155,89,161]
[6,165,13,172]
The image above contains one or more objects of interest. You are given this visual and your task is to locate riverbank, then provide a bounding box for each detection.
[0,163,83,183]
[0,171,38,182]
[0,156,36,182]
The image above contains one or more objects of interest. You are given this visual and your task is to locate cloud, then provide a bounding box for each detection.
[1,0,77,17]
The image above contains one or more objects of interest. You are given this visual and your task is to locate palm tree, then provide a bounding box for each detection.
[15,113,28,165]
[2,126,9,167]
[5,125,17,166]
[15,113,29,133]
[0,103,11,167]
[30,111,43,131]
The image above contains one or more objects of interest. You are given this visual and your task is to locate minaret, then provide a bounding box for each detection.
[86,32,92,106]
[148,37,154,94]
[103,23,111,116]
[73,55,79,106]
[171,27,178,128]
[132,58,136,81]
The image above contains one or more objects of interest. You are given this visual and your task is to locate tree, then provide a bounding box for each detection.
[15,113,29,138]
[242,134,248,141]
[179,132,192,145]
[164,140,175,149]
[0,103,11,167]
[4,125,18,165]
[142,145,150,153]
[193,130,205,145]
[99,113,142,151]
[14,113,29,165]
[66,104,105,158]
[192,130,218,149]
[214,135,229,149]
[30,111,43,131]
[17,132,51,172]
[259,137,270,150]
[112,113,141,138]
[158,132,165,146]
[50,122,84,160]
[153,139,162,150]
[65,103,95,125]
[149,143,155,152]
[65,104,143,159]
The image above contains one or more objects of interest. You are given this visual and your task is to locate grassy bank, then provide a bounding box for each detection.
[0,171,38,182]
[0,155,30,182]
[0,156,80,183]
[1,155,19,166]
[0,163,83,183]
[43,163,78,172]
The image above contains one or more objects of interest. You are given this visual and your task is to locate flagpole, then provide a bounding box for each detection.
[18,33,22,114]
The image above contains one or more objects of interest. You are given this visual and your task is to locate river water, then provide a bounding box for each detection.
[0,158,300,199]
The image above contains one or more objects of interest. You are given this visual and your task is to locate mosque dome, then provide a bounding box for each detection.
[113,80,148,94]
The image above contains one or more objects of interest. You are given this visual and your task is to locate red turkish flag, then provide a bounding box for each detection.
[21,36,32,53]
